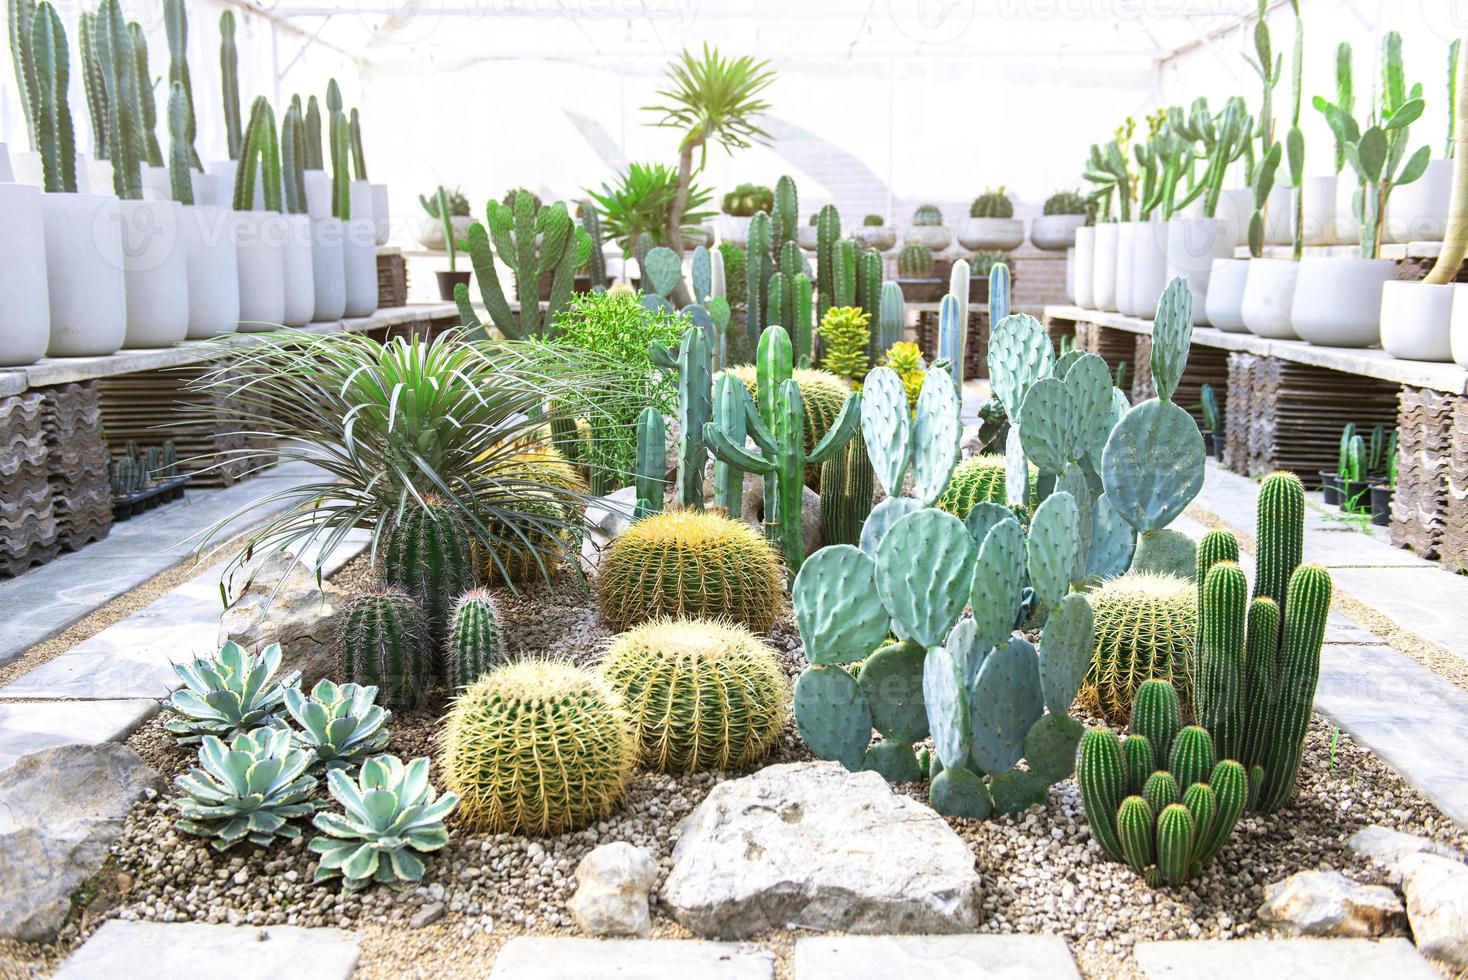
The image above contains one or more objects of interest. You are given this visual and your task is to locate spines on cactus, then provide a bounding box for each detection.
[219,9,242,160]
[446,588,503,690]
[163,0,199,169]
[745,210,772,343]
[819,431,875,547]
[1255,563,1331,811]
[382,495,478,645]
[816,204,840,321]
[94,0,142,199]
[1197,561,1247,762]
[167,80,193,204]
[30,1,78,194]
[648,325,712,510]
[634,406,666,519]
[335,586,431,709]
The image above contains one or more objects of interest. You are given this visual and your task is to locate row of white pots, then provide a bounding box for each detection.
[0,155,379,366]
[1070,217,1235,324]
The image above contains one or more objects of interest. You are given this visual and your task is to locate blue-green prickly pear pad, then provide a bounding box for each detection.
[1066,353,1115,463]
[911,367,962,505]
[1027,491,1080,610]
[859,496,921,557]
[860,367,912,497]
[1150,277,1194,403]
[970,636,1045,776]
[1018,377,1082,475]
[876,509,976,648]
[988,313,1055,422]
[1038,591,1095,714]
[793,544,891,665]
[970,517,1025,648]
[794,666,872,771]
[922,644,970,770]
[1101,399,1205,533]
[1086,491,1138,581]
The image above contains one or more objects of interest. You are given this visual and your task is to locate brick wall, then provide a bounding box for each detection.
[1011,251,1069,314]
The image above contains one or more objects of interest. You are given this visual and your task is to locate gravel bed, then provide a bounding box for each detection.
[7,585,1465,979]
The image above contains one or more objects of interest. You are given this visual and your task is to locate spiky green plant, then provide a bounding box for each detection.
[911,204,943,225]
[440,660,637,834]
[1043,190,1089,216]
[310,755,457,893]
[936,455,1010,520]
[819,429,875,546]
[585,161,713,253]
[93,0,143,199]
[817,306,871,385]
[445,588,503,690]
[382,494,478,644]
[723,364,853,487]
[601,618,788,772]
[1081,573,1197,724]
[336,587,431,710]
[164,641,300,745]
[219,9,241,160]
[26,1,78,194]
[969,188,1014,218]
[897,243,934,278]
[284,678,390,773]
[174,728,318,851]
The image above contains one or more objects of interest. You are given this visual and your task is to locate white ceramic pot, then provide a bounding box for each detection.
[852,225,896,251]
[1065,247,1076,304]
[957,217,1024,251]
[10,150,42,188]
[1299,176,1337,246]
[118,199,190,348]
[1387,158,1452,243]
[0,142,14,182]
[178,204,240,339]
[1290,257,1396,348]
[281,213,316,327]
[304,170,333,221]
[1092,222,1120,312]
[718,214,751,247]
[797,225,819,251]
[80,154,111,196]
[1114,221,1141,316]
[371,183,390,245]
[0,182,50,365]
[343,217,379,317]
[1205,258,1251,333]
[349,180,374,227]
[906,225,952,252]
[415,213,474,252]
[41,192,126,357]
[1130,220,1169,317]
[1381,280,1459,362]
[234,210,287,331]
[1239,258,1300,339]
[1030,214,1086,251]
[1073,226,1096,308]
[140,164,172,202]
[1335,172,1362,245]
[1262,185,1293,247]
[1216,188,1253,247]
[312,217,348,322]
[208,159,263,210]
[1165,217,1233,325]
[1450,288,1468,367]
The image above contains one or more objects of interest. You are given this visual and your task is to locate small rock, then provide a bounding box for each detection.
[410,902,445,929]
[1349,826,1462,882]
[217,552,341,688]
[1397,852,1468,969]
[1257,870,1404,937]
[567,842,658,937]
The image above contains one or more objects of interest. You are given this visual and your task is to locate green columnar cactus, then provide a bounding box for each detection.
[336,587,431,709]
[1239,594,1281,776]
[705,325,861,573]
[581,204,606,289]
[877,281,904,353]
[382,496,478,645]
[835,238,858,308]
[281,102,307,214]
[857,248,883,359]
[1077,729,1126,859]
[329,104,349,219]
[634,406,666,519]
[305,94,323,169]
[767,271,787,333]
[1195,529,1240,592]
[1197,561,1247,762]
[349,107,367,180]
[778,239,801,279]
[220,10,241,160]
[898,242,933,278]
[937,295,963,382]
[711,373,746,517]
[1255,563,1331,811]
[28,1,77,194]
[163,0,198,169]
[446,589,502,690]
[128,23,161,166]
[819,426,875,546]
[772,174,798,257]
[1255,471,1304,612]
[791,272,814,366]
[167,80,193,204]
[816,204,840,320]
[232,97,280,212]
[79,9,106,160]
[990,262,1010,325]
[648,325,713,510]
[458,190,591,340]
[11,0,37,148]
[94,0,142,199]
[691,244,711,304]
[745,210,772,343]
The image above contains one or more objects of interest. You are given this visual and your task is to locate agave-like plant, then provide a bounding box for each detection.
[164,641,300,745]
[174,727,319,850]
[184,331,653,590]
[310,755,458,893]
[585,161,713,253]
[285,679,391,772]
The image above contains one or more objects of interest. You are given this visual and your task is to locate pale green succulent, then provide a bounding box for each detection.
[309,755,458,893]
[164,641,301,745]
[174,728,319,850]
[285,679,391,773]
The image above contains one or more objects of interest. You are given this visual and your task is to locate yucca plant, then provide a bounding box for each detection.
[284,679,391,773]
[174,728,318,850]
[586,161,713,253]
[309,755,458,893]
[186,331,648,590]
[163,641,300,745]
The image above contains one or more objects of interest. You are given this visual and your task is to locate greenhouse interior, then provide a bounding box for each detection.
[4,0,1468,977]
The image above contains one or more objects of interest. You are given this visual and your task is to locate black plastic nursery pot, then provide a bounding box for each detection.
[1317,470,1341,506]
[1201,430,1216,459]
[1341,479,1372,514]
[1370,483,1393,527]
[111,475,190,522]
[436,270,471,301]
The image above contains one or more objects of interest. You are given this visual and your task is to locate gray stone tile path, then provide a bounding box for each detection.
[53,920,360,980]
[488,937,775,979]
[0,699,157,770]
[792,935,1081,979]
[1134,937,1439,978]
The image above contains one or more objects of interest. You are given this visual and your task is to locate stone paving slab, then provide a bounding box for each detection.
[0,699,157,771]
[1315,643,1468,829]
[488,937,775,979]
[792,935,1080,979]
[1134,937,1439,979]
[52,920,360,979]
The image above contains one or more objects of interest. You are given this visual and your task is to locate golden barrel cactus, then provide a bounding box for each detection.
[1080,572,1198,724]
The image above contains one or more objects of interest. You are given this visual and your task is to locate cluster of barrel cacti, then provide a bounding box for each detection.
[1078,680,1248,886]
[897,243,934,278]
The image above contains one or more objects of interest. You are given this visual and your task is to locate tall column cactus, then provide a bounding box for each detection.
[581,204,607,289]
[220,10,242,161]
[633,407,666,520]
[167,79,193,204]
[27,0,76,194]
[78,9,107,160]
[745,210,772,344]
[163,0,199,169]
[10,0,37,148]
[704,325,860,573]
[876,280,904,354]
[856,247,882,359]
[305,94,323,169]
[349,107,367,180]
[648,326,712,511]
[990,261,1010,325]
[281,101,306,215]
[710,373,746,517]
[771,174,798,257]
[94,0,142,199]
[233,96,280,213]
[815,204,840,322]
[128,22,162,166]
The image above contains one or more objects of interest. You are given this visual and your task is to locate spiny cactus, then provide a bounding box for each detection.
[1255,471,1305,612]
[819,427,876,547]
[167,81,193,204]
[1043,190,1089,215]
[937,455,1010,520]
[634,406,667,520]
[816,204,841,322]
[969,188,1014,218]
[897,243,934,278]
[445,589,503,690]
[601,618,788,772]
[817,306,871,385]
[440,660,636,834]
[876,281,905,356]
[1081,572,1197,724]
[335,586,431,710]
[219,9,241,160]
[382,495,478,645]
[162,0,198,168]
[233,96,280,212]
[771,174,798,257]
[745,210,772,343]
[912,203,944,226]
[94,0,143,199]
[127,22,161,166]
[597,509,786,633]
[29,1,78,194]
[723,364,853,487]
[648,325,712,510]
[477,446,586,585]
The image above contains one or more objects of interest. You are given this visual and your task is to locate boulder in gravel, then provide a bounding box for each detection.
[1397,852,1468,969]
[1349,826,1462,882]
[660,761,982,938]
[0,743,161,940]
[568,842,658,937]
[1257,870,1404,937]
[218,552,340,688]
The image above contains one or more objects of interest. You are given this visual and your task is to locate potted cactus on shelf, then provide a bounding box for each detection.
[896,241,945,302]
[1032,189,1089,251]
[853,212,896,251]
[170,78,241,340]
[414,184,471,250]
[231,96,288,332]
[959,187,1024,250]
[905,202,952,251]
[717,182,771,246]
[429,184,470,300]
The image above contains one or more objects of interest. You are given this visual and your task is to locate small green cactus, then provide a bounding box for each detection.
[911,203,944,226]
[969,188,1014,218]
[445,589,503,690]
[381,495,478,645]
[335,586,431,709]
[897,243,934,278]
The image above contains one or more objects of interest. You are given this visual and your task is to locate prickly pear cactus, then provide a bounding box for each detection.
[988,313,1055,421]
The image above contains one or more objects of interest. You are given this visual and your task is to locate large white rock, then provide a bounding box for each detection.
[1257,870,1403,937]
[660,761,982,938]
[1397,852,1468,969]
[0,743,161,940]
[568,842,658,937]
[1348,825,1462,883]
[218,552,341,688]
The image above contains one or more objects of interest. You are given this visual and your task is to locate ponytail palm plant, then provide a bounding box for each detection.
[187,331,648,588]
